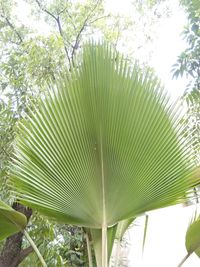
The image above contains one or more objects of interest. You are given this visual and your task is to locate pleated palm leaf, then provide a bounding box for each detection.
[11,43,197,266]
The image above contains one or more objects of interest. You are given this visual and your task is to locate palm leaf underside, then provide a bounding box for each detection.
[11,43,197,231]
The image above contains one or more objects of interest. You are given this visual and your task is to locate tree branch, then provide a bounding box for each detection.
[57,6,68,16]
[56,16,72,64]
[71,23,86,63]
[0,15,23,44]
[89,15,110,25]
[35,0,57,20]
[18,246,34,265]
[0,204,32,267]
[35,0,72,65]
[86,0,102,20]
[65,9,77,31]
[71,0,102,62]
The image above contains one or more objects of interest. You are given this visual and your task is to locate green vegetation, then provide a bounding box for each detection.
[173,0,200,165]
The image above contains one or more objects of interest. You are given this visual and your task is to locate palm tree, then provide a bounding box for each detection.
[11,43,197,267]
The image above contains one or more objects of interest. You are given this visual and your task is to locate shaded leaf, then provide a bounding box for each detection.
[0,200,27,240]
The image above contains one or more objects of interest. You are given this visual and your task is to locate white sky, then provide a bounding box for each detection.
[127,205,200,267]
[105,0,188,100]
[150,7,188,100]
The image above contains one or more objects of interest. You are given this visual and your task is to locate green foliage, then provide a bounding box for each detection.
[172,0,200,86]
[20,215,89,266]
[172,3,200,84]
[180,0,200,16]
[0,101,17,201]
[172,0,200,166]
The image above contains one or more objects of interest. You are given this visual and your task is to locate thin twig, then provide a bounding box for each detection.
[71,0,102,62]
[65,9,77,31]
[57,6,68,16]
[177,252,191,267]
[35,0,72,65]
[89,15,110,25]
[0,15,23,44]
[35,0,57,20]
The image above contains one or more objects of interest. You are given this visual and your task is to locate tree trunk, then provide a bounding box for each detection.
[0,203,33,267]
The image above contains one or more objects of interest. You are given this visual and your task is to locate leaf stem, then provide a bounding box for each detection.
[85,232,93,267]
[24,230,47,267]
[102,224,108,267]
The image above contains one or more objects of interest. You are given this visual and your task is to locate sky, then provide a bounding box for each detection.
[105,0,188,100]
[128,205,200,267]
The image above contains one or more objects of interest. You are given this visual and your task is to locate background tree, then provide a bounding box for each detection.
[172,0,200,166]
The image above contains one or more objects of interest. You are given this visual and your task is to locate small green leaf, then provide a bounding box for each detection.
[186,216,200,256]
[0,200,27,240]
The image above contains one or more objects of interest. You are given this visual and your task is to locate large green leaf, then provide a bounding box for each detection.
[11,43,196,229]
[0,200,27,240]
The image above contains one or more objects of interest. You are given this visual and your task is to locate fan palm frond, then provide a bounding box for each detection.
[11,43,198,266]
